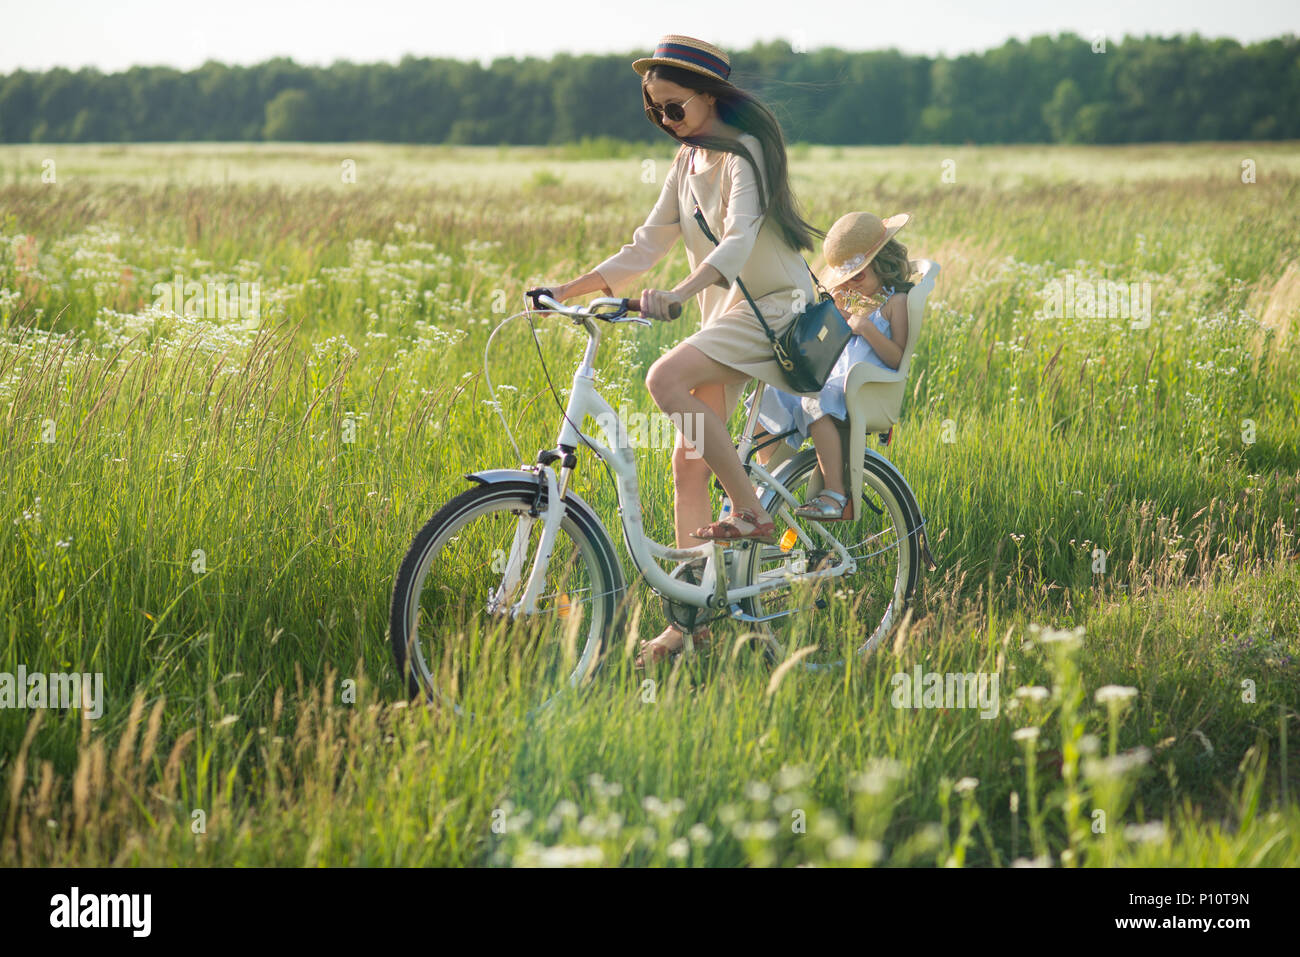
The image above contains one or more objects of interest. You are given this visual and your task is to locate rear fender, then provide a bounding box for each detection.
[862,450,939,571]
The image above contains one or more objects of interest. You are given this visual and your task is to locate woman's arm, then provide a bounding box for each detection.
[552,150,722,317]
[554,241,724,315]
[847,293,909,370]
[671,262,726,300]
[631,260,727,323]
[555,270,613,299]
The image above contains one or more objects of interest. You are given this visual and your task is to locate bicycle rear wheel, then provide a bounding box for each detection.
[389,479,625,717]
[740,448,920,670]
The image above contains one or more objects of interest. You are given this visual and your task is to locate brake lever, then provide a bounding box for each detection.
[588,300,652,326]
[596,310,651,327]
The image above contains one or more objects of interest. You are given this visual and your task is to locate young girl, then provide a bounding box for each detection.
[752,210,914,521]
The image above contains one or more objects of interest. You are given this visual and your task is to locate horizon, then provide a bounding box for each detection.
[4,29,1298,77]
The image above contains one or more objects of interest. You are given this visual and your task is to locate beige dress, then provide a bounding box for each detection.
[592,131,820,418]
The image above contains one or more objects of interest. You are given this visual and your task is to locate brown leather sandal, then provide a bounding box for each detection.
[692,507,777,544]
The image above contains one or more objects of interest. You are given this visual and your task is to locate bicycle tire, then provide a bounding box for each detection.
[388,479,625,716]
[740,448,921,668]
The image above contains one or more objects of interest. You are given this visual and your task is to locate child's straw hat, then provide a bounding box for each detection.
[819,211,911,289]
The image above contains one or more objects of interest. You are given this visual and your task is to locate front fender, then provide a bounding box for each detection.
[464,467,620,568]
[463,467,596,523]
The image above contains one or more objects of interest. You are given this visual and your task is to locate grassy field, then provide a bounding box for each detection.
[0,141,1298,866]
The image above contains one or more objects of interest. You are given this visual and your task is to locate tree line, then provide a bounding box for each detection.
[1,33,1296,145]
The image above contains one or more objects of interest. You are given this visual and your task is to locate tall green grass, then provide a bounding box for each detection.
[0,142,1297,865]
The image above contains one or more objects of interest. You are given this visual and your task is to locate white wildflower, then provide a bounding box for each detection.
[1015,686,1050,703]
[1123,821,1167,844]
[1095,685,1138,705]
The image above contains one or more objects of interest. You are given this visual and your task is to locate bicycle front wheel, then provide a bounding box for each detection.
[388,478,625,717]
[740,448,921,670]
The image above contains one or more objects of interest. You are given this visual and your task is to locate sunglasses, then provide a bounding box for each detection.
[646,93,699,124]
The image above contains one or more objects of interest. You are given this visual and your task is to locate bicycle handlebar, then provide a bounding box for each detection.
[525,287,681,323]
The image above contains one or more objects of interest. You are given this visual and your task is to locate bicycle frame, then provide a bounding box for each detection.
[499,315,858,620]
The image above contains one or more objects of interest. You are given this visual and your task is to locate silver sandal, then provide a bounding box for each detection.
[793,488,853,522]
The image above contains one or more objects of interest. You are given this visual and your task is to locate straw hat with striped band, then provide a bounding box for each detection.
[633,35,734,84]
[819,211,911,289]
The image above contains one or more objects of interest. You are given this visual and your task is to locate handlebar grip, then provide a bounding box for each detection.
[627,299,682,319]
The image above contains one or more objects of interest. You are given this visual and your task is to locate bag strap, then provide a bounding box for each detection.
[687,176,783,352]
[687,146,830,310]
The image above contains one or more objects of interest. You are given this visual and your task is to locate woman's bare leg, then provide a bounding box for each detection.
[670,382,726,548]
[637,347,762,665]
[646,343,767,521]
[638,381,727,665]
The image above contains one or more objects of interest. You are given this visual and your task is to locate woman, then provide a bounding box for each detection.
[546,34,823,663]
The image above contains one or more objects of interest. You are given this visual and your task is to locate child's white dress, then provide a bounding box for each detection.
[749,289,899,450]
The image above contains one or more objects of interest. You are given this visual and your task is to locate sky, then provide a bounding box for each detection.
[0,0,1294,73]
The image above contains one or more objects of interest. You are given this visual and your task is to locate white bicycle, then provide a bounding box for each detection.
[388,289,936,715]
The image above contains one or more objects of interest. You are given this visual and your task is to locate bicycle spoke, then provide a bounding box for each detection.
[738,450,920,668]
[390,484,621,717]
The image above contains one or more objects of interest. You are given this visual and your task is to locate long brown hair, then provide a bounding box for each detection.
[643,63,823,254]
